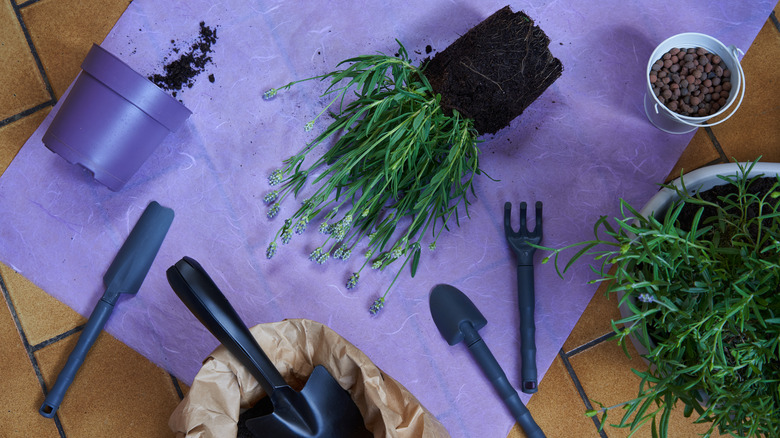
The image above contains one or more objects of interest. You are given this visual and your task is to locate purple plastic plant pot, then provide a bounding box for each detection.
[42,44,192,191]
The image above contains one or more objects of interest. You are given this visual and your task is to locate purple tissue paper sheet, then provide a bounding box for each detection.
[0,1,773,436]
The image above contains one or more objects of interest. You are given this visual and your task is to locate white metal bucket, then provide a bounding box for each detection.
[644,33,745,134]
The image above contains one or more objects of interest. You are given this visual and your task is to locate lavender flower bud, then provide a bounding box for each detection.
[281,228,292,244]
[638,293,656,304]
[268,169,283,186]
[267,203,280,219]
[263,191,278,204]
[316,251,329,264]
[265,242,277,259]
[346,273,359,289]
[263,88,277,100]
[294,217,309,234]
[369,297,385,315]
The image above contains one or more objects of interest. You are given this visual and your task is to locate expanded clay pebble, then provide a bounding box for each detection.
[650,47,731,117]
[148,22,218,97]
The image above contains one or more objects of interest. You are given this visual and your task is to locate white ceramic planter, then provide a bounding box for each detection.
[619,162,780,357]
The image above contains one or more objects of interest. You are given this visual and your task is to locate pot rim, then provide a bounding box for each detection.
[81,44,192,131]
[639,161,780,220]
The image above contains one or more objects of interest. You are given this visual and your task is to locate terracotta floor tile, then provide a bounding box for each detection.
[568,341,727,438]
[665,128,722,182]
[0,108,49,175]
[709,16,780,164]
[507,355,598,438]
[561,281,621,353]
[1,263,86,347]
[0,282,61,437]
[35,327,182,436]
[0,0,51,121]
[20,0,131,99]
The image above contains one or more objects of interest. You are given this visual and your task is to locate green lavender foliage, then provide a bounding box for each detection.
[263,41,484,313]
[542,160,780,437]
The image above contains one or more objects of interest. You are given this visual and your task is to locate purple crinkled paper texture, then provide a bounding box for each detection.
[0,1,773,437]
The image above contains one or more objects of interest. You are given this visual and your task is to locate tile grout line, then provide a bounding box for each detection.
[16,0,45,8]
[703,125,729,162]
[0,101,54,128]
[565,332,616,358]
[169,373,185,400]
[0,272,67,437]
[558,349,609,438]
[10,0,57,103]
[770,11,780,33]
[30,325,85,353]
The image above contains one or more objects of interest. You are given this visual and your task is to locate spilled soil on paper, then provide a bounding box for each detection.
[148,21,218,97]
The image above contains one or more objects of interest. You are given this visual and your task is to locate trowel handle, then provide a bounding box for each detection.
[166,257,288,393]
[461,322,545,438]
[517,264,538,394]
[39,299,114,418]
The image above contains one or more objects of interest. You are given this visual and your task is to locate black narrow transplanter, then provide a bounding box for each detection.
[148,21,218,97]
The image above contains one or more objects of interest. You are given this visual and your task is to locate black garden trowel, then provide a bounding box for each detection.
[166,256,372,438]
[430,284,545,438]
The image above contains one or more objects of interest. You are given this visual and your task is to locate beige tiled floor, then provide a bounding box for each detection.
[1,1,778,437]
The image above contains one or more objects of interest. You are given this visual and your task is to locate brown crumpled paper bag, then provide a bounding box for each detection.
[169,318,450,438]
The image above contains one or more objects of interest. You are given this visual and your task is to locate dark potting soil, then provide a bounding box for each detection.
[423,6,563,135]
[676,176,779,239]
[148,21,218,97]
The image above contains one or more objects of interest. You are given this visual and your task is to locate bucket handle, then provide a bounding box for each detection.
[654,45,745,128]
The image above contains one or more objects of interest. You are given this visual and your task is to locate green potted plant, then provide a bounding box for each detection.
[542,159,780,437]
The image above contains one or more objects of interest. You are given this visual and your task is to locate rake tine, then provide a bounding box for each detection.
[503,202,514,235]
[534,201,543,236]
[518,202,528,233]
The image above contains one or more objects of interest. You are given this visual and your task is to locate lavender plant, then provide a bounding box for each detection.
[263,41,484,314]
[542,160,780,437]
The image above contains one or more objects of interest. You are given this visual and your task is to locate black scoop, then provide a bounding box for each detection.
[167,257,373,438]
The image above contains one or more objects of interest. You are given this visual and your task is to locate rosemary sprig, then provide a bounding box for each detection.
[541,159,780,437]
[263,41,486,314]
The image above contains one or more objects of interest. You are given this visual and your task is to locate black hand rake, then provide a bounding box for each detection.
[504,201,542,394]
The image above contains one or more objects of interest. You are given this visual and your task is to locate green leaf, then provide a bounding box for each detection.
[410,246,421,277]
